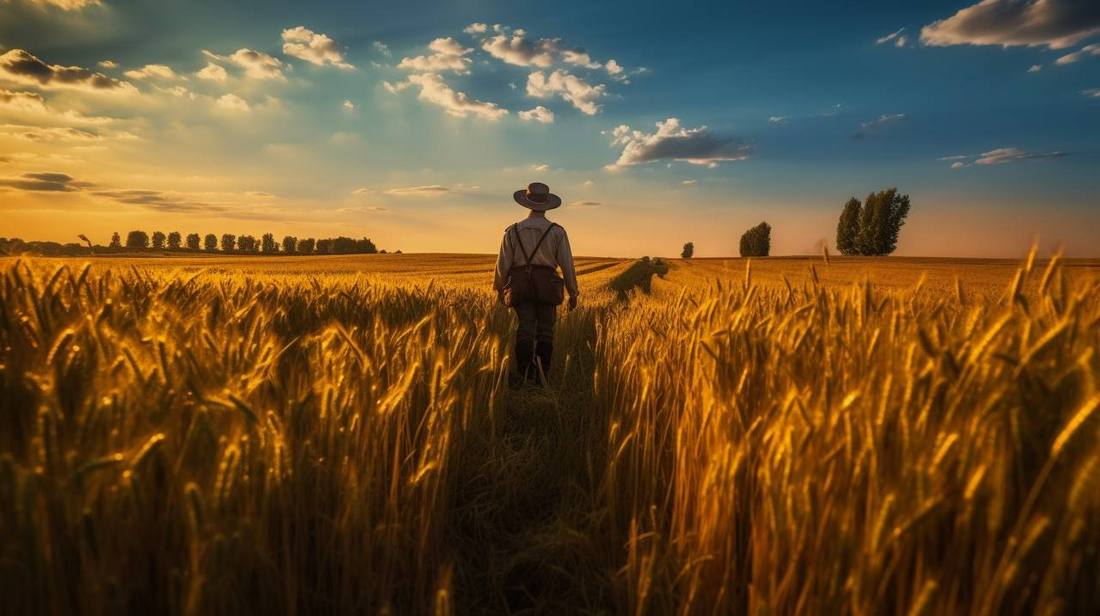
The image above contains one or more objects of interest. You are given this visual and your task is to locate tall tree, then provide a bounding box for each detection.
[125,230,149,249]
[109,232,121,248]
[681,242,694,259]
[220,234,236,253]
[238,235,257,252]
[204,234,218,252]
[297,238,315,254]
[855,188,910,256]
[282,236,297,254]
[151,231,166,249]
[167,231,182,250]
[836,197,862,255]
[261,233,278,254]
[316,238,332,254]
[185,233,201,251]
[739,222,771,257]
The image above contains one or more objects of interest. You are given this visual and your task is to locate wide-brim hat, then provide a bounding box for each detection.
[513,182,562,211]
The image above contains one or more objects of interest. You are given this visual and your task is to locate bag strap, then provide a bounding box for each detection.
[511,223,559,268]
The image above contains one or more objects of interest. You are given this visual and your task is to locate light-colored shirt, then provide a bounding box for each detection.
[493,216,579,297]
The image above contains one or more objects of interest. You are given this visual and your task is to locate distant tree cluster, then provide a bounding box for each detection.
[681,242,694,259]
[1,231,382,257]
[836,188,910,256]
[739,222,771,257]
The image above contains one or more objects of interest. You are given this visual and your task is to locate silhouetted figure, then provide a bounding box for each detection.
[494,182,579,387]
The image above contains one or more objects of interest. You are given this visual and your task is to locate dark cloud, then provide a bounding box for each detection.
[921,0,1100,49]
[608,118,752,169]
[0,171,90,191]
[93,189,225,212]
[0,49,136,92]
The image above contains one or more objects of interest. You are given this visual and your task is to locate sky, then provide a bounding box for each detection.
[1,0,1098,257]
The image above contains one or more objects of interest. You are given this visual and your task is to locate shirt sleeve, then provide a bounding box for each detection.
[557,228,579,297]
[493,227,513,291]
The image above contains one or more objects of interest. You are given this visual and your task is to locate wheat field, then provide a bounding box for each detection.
[1,253,1098,615]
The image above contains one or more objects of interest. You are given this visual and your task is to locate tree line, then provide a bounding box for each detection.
[113,231,381,255]
[679,187,909,259]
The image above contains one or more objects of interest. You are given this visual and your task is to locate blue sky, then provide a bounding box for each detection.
[1,0,1098,256]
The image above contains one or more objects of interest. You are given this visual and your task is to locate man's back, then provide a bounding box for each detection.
[494,216,579,298]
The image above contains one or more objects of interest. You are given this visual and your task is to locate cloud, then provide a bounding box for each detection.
[397,37,473,73]
[481,31,559,67]
[0,88,115,125]
[0,124,103,142]
[920,0,1100,49]
[938,154,970,160]
[1083,88,1100,97]
[681,179,697,186]
[1029,63,1043,72]
[350,187,373,195]
[342,99,356,111]
[97,60,117,69]
[562,49,601,69]
[607,118,752,169]
[464,23,488,34]
[569,200,601,207]
[373,41,391,57]
[518,105,554,123]
[526,70,606,115]
[531,163,550,172]
[0,88,47,112]
[384,73,507,120]
[123,64,180,80]
[281,26,354,69]
[17,0,100,9]
[951,161,970,169]
[0,49,137,94]
[876,28,908,46]
[384,185,455,196]
[855,113,907,137]
[202,49,285,80]
[94,189,223,212]
[1055,43,1100,64]
[195,62,228,82]
[605,59,624,75]
[215,93,250,112]
[0,172,88,191]
[974,146,1067,164]
[768,115,787,124]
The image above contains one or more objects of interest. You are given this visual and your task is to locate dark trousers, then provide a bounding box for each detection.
[513,302,556,381]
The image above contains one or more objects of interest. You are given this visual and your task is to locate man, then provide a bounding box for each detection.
[494,182,579,386]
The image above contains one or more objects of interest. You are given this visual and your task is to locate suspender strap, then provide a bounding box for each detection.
[510,223,559,267]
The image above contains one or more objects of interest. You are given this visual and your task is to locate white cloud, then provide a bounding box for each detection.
[195,62,228,82]
[397,37,473,73]
[97,60,117,69]
[562,49,601,69]
[681,179,697,186]
[768,115,787,123]
[605,59,624,75]
[124,64,180,80]
[974,146,1067,164]
[216,93,250,112]
[951,161,969,169]
[373,41,391,57]
[1083,88,1100,97]
[0,49,137,94]
[342,99,356,111]
[1055,43,1100,65]
[921,0,1100,49]
[18,0,100,9]
[569,200,601,208]
[384,73,507,120]
[464,23,488,34]
[582,179,594,187]
[607,118,752,169]
[203,49,285,80]
[518,105,555,123]
[526,70,606,115]
[876,28,907,46]
[481,32,559,67]
[855,113,907,137]
[281,26,354,69]
[1028,64,1043,72]
[531,163,550,172]
[385,185,456,196]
